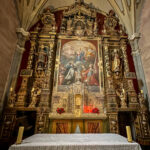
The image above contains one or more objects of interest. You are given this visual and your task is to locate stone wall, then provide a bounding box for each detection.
[0,0,19,112]
[139,0,150,99]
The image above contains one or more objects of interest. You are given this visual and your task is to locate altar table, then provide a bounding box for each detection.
[9,134,142,150]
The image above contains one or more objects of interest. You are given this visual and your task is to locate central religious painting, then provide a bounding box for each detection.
[51,39,105,118]
[59,40,99,86]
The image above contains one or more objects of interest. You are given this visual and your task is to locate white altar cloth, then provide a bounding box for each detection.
[9,134,142,150]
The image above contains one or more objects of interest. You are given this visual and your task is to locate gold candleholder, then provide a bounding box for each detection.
[126,126,133,142]
[16,126,24,144]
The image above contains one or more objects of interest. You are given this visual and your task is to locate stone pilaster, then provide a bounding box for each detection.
[129,33,150,108]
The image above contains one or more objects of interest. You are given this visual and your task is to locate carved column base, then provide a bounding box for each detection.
[108,113,119,134]
[0,108,16,139]
[107,93,118,113]
[15,77,29,107]
[15,99,25,107]
[39,89,50,108]
[135,112,150,145]
[15,93,26,107]
[129,103,139,109]
[137,137,150,145]
[35,108,49,133]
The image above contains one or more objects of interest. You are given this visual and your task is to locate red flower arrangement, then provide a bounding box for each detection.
[56,108,65,114]
[92,108,99,114]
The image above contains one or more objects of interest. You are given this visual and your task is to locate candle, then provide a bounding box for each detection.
[141,90,143,94]
[10,87,13,92]
[126,126,132,142]
[16,126,24,144]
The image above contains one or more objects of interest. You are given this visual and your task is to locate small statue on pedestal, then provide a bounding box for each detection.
[116,87,127,108]
[112,49,122,78]
[138,91,148,112]
[93,20,98,35]
[29,88,41,107]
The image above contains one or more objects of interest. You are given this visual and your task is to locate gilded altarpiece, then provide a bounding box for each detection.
[0,0,150,145]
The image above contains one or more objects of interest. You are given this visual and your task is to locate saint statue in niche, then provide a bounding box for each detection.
[75,21,85,36]
[112,49,122,77]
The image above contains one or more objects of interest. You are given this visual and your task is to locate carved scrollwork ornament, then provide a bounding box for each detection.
[27,41,36,69]
[121,45,129,73]
[103,10,118,35]
[40,9,56,33]
[104,45,111,77]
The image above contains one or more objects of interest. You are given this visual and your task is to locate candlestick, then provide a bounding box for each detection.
[16,126,24,144]
[126,126,132,142]
[10,87,13,92]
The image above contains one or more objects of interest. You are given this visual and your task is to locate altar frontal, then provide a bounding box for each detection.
[9,134,142,150]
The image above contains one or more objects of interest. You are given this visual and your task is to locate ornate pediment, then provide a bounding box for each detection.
[60,0,97,36]
[40,8,57,33]
[63,0,96,18]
